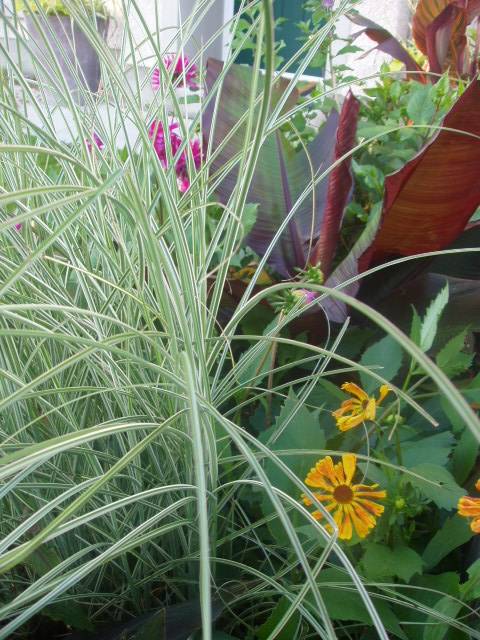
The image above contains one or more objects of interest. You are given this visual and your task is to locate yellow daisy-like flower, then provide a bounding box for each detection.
[302,453,387,540]
[332,382,391,432]
[229,263,273,286]
[458,479,480,533]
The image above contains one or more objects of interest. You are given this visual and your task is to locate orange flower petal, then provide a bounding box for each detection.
[476,478,480,492]
[355,497,385,517]
[342,382,369,402]
[471,517,480,534]
[458,496,480,517]
[377,385,391,405]
[338,507,353,540]
[364,397,376,421]
[336,413,366,432]
[342,453,356,485]
[348,504,374,539]
[332,400,357,419]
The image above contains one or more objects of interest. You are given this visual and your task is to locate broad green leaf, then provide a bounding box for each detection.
[420,284,449,352]
[361,543,423,582]
[423,516,472,571]
[316,571,407,639]
[408,463,465,509]
[407,84,436,124]
[241,203,258,238]
[42,601,95,633]
[461,558,480,601]
[423,596,464,640]
[256,597,300,640]
[452,427,479,484]
[259,391,325,539]
[259,390,325,494]
[436,329,473,378]
[359,335,403,393]
[402,432,456,468]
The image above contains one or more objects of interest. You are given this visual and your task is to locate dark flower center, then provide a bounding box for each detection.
[333,484,354,504]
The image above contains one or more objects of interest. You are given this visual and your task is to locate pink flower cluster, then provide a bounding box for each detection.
[152,54,199,92]
[86,132,105,152]
[148,120,202,193]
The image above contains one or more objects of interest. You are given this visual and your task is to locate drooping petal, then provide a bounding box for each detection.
[332,400,357,420]
[338,507,353,540]
[341,382,369,402]
[458,495,480,517]
[336,412,366,432]
[355,497,386,517]
[364,397,377,421]
[377,385,391,405]
[349,503,375,539]
[471,516,480,533]
[342,453,357,485]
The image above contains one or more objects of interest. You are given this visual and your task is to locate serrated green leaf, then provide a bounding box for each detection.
[259,390,325,494]
[423,516,472,571]
[452,427,479,484]
[420,284,449,352]
[461,558,480,601]
[402,432,456,468]
[241,203,258,237]
[436,330,473,378]
[361,543,423,582]
[408,463,465,509]
[256,597,300,640]
[259,391,325,540]
[359,335,403,393]
[410,307,422,346]
[407,84,436,125]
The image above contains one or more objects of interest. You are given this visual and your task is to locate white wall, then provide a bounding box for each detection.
[334,0,412,85]
[125,0,234,65]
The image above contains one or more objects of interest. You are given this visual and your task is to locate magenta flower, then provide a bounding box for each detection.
[323,0,334,7]
[15,222,22,231]
[152,54,199,91]
[86,132,104,152]
[148,120,183,170]
[149,120,202,193]
[294,289,317,304]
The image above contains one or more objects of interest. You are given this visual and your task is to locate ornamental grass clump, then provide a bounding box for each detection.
[1,0,480,639]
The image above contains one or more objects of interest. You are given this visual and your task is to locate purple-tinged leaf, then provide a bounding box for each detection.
[203,59,359,278]
[323,78,480,322]
[348,13,426,81]
[310,92,360,276]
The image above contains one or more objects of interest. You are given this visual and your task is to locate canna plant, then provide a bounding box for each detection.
[1,0,480,639]
[352,0,480,80]
[204,58,480,326]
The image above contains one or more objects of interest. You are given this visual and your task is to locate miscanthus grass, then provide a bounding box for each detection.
[0,0,478,638]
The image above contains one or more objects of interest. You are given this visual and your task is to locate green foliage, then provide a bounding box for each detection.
[15,0,108,16]
[361,542,423,582]
[0,0,479,639]
[359,335,403,392]
[420,285,450,353]
[422,516,472,571]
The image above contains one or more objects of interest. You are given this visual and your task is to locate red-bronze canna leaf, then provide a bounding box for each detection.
[324,78,480,322]
[203,59,359,278]
[412,0,480,76]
